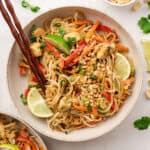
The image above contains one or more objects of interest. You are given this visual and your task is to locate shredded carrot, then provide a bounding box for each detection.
[94,36,104,42]
[86,21,100,38]
[121,77,135,86]
[19,66,28,76]
[92,107,98,117]
[74,20,92,25]
[72,103,87,112]
[116,44,129,52]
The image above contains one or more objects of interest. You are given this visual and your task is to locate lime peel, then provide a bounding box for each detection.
[27,88,53,118]
[141,39,150,72]
[115,53,131,80]
[0,144,20,150]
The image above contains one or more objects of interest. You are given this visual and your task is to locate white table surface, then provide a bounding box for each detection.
[0,0,150,149]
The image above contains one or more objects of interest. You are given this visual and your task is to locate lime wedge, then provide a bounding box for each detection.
[141,39,150,72]
[27,88,53,118]
[115,53,131,80]
[0,144,20,150]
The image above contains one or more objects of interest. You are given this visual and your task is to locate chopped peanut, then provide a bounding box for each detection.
[145,89,150,99]
[131,1,142,11]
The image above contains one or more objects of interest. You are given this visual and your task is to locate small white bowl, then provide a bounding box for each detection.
[104,0,136,7]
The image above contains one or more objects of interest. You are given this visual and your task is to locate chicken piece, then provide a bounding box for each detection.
[30,42,42,57]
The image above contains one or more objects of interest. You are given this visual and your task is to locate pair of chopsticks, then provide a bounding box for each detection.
[0,0,46,92]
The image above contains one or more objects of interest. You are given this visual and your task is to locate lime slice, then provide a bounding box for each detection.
[27,88,53,118]
[115,53,131,80]
[141,39,150,72]
[0,144,20,150]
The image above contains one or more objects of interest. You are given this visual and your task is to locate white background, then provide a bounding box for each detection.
[0,0,150,149]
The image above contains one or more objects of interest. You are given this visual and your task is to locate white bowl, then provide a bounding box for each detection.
[0,112,47,149]
[104,0,136,6]
[7,6,143,142]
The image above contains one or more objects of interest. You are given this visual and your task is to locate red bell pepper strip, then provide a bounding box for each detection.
[37,63,47,75]
[102,92,111,101]
[17,136,37,150]
[19,66,28,76]
[32,76,39,83]
[24,88,30,99]
[97,25,113,33]
[45,41,60,58]
[64,41,86,67]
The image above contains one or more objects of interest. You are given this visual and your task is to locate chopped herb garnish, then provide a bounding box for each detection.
[22,0,29,8]
[138,16,150,34]
[30,24,37,33]
[106,46,112,51]
[67,37,76,47]
[20,94,27,105]
[90,73,97,80]
[31,6,40,12]
[21,0,40,13]
[59,26,66,36]
[134,116,150,130]
[148,2,150,9]
[53,22,61,27]
[93,64,97,70]
[69,76,76,82]
[78,66,86,75]
[83,100,92,111]
[60,80,67,87]
[36,83,41,89]
[40,41,46,49]
[30,36,37,43]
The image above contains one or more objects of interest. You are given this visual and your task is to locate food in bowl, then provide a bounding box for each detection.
[0,114,46,150]
[19,12,135,133]
[108,0,131,4]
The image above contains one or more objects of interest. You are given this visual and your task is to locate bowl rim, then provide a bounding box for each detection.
[104,0,136,7]
[7,6,144,142]
[0,112,48,149]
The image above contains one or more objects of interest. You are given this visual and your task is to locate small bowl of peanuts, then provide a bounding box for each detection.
[105,0,136,6]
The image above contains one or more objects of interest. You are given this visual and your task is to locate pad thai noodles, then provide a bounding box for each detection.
[0,114,44,150]
[19,12,135,133]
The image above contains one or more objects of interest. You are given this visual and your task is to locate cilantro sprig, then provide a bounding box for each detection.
[134,116,150,130]
[138,14,150,34]
[21,0,40,13]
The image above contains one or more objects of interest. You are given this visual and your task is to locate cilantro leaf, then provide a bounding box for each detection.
[67,37,76,47]
[20,94,27,105]
[21,0,29,8]
[59,26,66,36]
[134,116,150,130]
[138,17,150,34]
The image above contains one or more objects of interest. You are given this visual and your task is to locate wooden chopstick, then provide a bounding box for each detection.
[0,0,46,92]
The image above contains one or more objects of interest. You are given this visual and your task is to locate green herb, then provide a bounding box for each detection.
[20,94,27,105]
[93,64,97,70]
[22,0,29,8]
[138,16,150,34]
[31,6,40,12]
[61,80,67,86]
[40,41,46,49]
[30,36,37,43]
[148,2,150,9]
[36,83,41,89]
[67,37,76,47]
[106,46,112,51]
[134,116,150,130]
[90,73,97,80]
[69,76,76,82]
[30,24,37,33]
[59,26,66,36]
[53,22,61,27]
[83,100,92,111]
[78,66,86,75]
[21,0,40,13]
